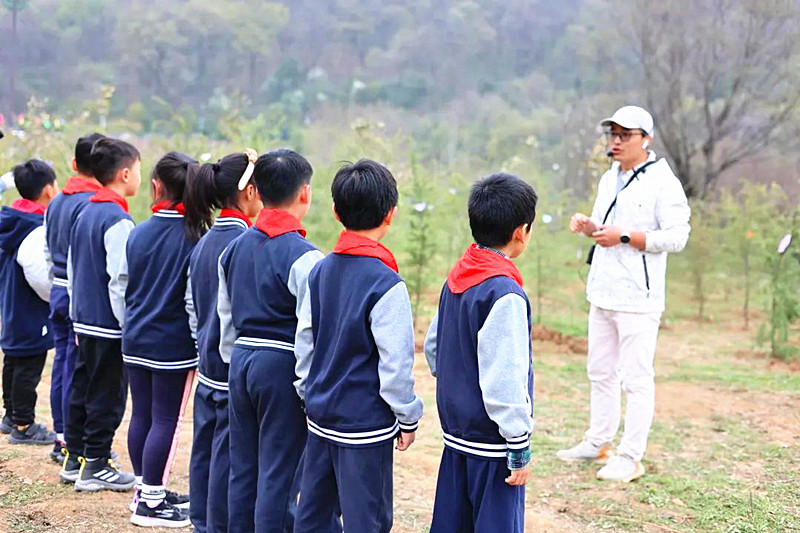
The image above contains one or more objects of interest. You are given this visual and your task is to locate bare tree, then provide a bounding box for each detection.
[623,0,800,198]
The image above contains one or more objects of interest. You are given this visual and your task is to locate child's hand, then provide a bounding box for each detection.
[505,467,529,486]
[396,431,416,451]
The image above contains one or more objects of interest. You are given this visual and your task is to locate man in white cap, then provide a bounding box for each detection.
[558,106,690,482]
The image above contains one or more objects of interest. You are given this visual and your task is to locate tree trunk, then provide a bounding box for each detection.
[9,7,18,114]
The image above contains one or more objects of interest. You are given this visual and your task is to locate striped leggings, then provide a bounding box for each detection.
[127,366,194,486]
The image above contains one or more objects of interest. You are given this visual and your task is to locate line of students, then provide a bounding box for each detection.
[1,132,539,533]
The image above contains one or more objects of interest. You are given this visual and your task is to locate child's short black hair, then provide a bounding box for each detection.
[12,159,57,201]
[75,132,105,176]
[253,149,313,206]
[468,173,538,248]
[90,138,140,185]
[331,159,398,230]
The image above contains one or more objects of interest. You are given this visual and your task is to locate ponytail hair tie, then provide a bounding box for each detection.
[238,148,258,190]
[212,163,221,173]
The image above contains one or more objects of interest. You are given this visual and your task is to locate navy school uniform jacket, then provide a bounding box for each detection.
[68,188,134,339]
[295,231,424,448]
[44,176,103,287]
[0,200,53,356]
[217,209,324,363]
[189,209,251,390]
[424,244,533,460]
[122,202,198,371]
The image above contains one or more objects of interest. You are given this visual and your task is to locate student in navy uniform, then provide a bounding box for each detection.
[218,149,334,533]
[424,173,537,533]
[123,152,202,528]
[185,151,262,533]
[294,159,424,533]
[62,138,140,491]
[0,160,58,445]
[44,132,105,463]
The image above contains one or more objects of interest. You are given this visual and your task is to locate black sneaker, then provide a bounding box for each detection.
[129,488,190,512]
[74,457,136,492]
[8,423,56,445]
[60,451,81,484]
[49,441,66,464]
[0,415,12,434]
[130,500,190,528]
[165,489,190,510]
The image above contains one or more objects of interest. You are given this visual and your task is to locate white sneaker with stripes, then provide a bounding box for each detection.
[74,458,136,492]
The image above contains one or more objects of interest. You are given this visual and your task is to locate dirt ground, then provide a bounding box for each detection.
[0,319,798,532]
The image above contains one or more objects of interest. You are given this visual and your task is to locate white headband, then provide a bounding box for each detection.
[238,148,258,190]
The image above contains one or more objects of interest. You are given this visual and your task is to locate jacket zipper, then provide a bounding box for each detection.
[641,255,650,293]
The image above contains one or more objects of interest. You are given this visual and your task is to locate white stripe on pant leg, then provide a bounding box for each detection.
[162,370,196,486]
[615,310,661,462]
[584,305,623,447]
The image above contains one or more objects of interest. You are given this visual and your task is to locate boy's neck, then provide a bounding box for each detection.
[76,172,101,185]
[346,227,386,242]
[493,242,517,259]
[104,181,128,198]
[265,203,305,221]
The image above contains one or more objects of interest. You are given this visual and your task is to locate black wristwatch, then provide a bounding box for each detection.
[620,231,631,244]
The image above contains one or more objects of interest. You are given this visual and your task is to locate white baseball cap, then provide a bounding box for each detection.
[600,106,654,136]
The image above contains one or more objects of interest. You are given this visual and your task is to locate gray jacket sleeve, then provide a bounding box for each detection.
[423,311,438,377]
[289,250,325,401]
[370,281,423,431]
[217,253,236,364]
[43,210,53,282]
[105,219,134,327]
[477,293,533,449]
[294,277,314,401]
[17,226,51,303]
[185,266,197,340]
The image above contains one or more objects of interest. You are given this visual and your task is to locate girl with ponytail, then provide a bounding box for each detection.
[185,151,261,532]
[122,151,201,527]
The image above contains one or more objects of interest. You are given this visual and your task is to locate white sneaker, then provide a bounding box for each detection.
[596,454,645,482]
[556,440,613,462]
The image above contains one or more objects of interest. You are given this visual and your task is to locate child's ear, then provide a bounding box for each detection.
[71,158,78,173]
[513,223,529,243]
[299,183,312,205]
[331,203,341,223]
[384,205,398,226]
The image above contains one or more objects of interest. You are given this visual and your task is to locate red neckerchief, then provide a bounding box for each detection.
[11,198,46,215]
[151,200,186,215]
[62,176,103,195]
[90,187,129,213]
[333,231,399,273]
[255,209,306,238]
[446,243,523,294]
[219,208,253,227]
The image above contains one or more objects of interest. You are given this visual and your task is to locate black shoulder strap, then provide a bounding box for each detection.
[601,160,658,224]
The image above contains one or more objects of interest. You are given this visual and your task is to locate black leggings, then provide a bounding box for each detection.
[127,366,194,486]
[2,352,47,426]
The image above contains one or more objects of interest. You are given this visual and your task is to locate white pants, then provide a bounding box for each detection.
[584,305,661,462]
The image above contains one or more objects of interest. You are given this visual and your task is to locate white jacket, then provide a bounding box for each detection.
[586,152,691,313]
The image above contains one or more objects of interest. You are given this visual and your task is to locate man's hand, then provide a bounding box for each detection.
[396,431,416,451]
[592,225,623,247]
[570,213,597,236]
[505,467,529,486]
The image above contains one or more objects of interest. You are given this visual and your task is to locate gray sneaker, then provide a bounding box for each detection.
[556,440,613,462]
[74,457,136,492]
[596,454,645,482]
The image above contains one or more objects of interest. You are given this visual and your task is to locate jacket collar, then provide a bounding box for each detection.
[447,243,523,294]
[11,198,46,215]
[218,208,252,227]
[151,200,186,215]
[62,176,103,195]
[89,187,129,213]
[333,231,399,273]
[255,209,306,238]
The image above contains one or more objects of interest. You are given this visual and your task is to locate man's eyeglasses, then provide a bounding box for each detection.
[604,130,644,142]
